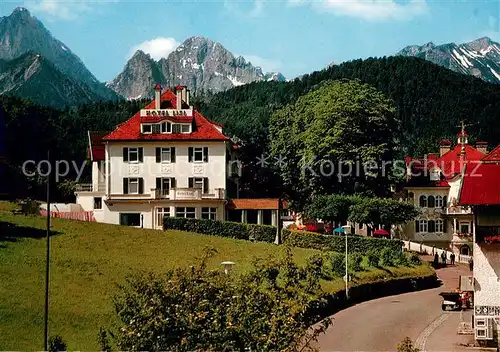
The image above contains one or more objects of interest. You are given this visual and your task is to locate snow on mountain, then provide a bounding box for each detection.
[397,37,500,84]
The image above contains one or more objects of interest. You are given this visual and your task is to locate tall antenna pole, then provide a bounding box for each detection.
[44,150,51,351]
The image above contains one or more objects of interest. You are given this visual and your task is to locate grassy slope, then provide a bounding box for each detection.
[0,204,433,349]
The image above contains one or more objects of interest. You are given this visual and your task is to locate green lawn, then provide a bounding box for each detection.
[0,204,434,350]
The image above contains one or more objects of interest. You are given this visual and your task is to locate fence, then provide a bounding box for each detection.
[402,240,464,261]
[39,210,96,222]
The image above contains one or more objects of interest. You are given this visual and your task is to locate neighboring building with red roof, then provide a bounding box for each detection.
[458,148,500,344]
[401,127,487,255]
[75,85,237,229]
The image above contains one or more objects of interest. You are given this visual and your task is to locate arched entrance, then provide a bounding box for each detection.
[460,245,471,256]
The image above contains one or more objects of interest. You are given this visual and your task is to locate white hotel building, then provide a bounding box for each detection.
[75,84,235,229]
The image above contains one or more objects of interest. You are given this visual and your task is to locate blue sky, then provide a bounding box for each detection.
[1,0,499,82]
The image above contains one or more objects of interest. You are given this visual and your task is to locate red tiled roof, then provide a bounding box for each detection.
[436,144,485,179]
[459,163,500,205]
[154,84,162,91]
[88,131,107,161]
[103,89,228,142]
[228,198,289,210]
[482,144,500,163]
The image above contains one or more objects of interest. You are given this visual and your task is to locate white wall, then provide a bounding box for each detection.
[107,141,227,195]
[474,243,500,306]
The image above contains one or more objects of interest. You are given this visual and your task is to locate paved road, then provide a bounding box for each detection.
[317,261,473,352]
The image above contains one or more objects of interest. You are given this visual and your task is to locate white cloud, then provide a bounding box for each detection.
[24,0,117,20]
[289,0,428,21]
[130,37,180,61]
[240,54,282,73]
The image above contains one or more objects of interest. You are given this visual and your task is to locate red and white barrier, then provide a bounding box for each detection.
[39,210,96,222]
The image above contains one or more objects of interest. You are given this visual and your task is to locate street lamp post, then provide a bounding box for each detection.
[342,225,351,300]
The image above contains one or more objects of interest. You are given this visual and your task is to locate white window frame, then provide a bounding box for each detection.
[419,195,428,208]
[161,121,172,134]
[93,197,102,210]
[419,220,428,233]
[435,195,444,208]
[181,124,191,133]
[201,207,217,220]
[128,178,139,194]
[176,207,196,219]
[128,147,139,163]
[460,222,470,234]
[161,147,172,163]
[172,123,181,133]
[156,207,170,228]
[193,147,204,163]
[435,219,444,233]
[193,177,204,193]
[142,124,152,134]
[159,178,171,196]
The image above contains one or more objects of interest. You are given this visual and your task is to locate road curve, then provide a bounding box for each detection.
[316,262,471,352]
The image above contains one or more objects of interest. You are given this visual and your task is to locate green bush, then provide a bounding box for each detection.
[366,249,380,267]
[282,230,403,254]
[379,248,394,267]
[164,217,403,256]
[348,252,363,273]
[329,252,346,276]
[407,252,422,266]
[163,217,276,242]
[392,250,408,266]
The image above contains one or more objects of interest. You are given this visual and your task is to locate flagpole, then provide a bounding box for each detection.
[44,150,51,351]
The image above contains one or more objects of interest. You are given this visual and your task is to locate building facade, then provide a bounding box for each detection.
[459,145,500,345]
[76,85,233,229]
[402,129,486,255]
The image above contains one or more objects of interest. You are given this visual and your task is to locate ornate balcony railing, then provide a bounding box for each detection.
[445,206,472,215]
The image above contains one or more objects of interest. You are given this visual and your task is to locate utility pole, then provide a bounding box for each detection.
[44,150,51,351]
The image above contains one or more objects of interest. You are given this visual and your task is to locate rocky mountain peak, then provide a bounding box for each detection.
[109,36,286,99]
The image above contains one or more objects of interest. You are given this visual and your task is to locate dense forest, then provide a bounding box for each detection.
[1,56,500,201]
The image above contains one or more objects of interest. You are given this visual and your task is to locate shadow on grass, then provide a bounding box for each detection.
[0,221,60,244]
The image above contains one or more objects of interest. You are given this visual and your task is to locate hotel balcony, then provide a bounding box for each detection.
[75,183,106,193]
[445,206,472,215]
[106,188,226,201]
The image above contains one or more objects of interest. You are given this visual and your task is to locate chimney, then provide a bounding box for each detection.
[185,87,190,106]
[154,84,161,110]
[175,84,183,110]
[476,141,488,155]
[439,139,451,156]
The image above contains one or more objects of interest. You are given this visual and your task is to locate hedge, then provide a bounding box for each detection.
[164,217,403,253]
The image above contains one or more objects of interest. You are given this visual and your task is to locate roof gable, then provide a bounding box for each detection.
[436,144,485,178]
[482,144,500,163]
[103,89,228,142]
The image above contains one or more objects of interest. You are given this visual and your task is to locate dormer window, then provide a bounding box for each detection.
[161,121,171,133]
[181,124,191,133]
[142,124,152,134]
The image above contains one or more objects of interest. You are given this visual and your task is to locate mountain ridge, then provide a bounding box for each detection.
[397,36,500,84]
[108,36,286,99]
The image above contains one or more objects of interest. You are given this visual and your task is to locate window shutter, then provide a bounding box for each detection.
[139,178,144,194]
[156,148,161,163]
[443,196,447,207]
[415,220,419,233]
[188,147,193,162]
[123,147,128,162]
[188,178,194,188]
[171,177,176,189]
[156,178,161,190]
[443,219,447,232]
[138,148,143,162]
[123,178,129,194]
[203,147,208,162]
[203,178,209,194]
[171,147,176,162]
